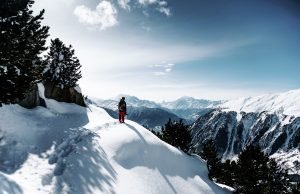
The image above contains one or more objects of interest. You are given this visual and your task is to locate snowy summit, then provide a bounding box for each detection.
[221,88,300,116]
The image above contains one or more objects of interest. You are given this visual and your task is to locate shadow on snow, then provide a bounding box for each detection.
[114,123,216,194]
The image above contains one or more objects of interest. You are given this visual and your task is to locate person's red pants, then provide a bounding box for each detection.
[119,112,125,123]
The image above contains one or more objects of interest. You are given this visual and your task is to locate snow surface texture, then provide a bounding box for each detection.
[0,87,229,193]
[221,89,300,117]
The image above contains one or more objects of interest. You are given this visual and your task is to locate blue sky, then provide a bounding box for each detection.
[33,0,300,101]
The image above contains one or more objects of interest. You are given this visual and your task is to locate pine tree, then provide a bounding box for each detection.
[161,119,192,153]
[43,38,82,88]
[150,129,163,139]
[201,139,222,181]
[293,183,300,194]
[267,158,291,194]
[0,0,49,104]
[218,159,237,186]
[234,144,291,194]
[234,145,270,193]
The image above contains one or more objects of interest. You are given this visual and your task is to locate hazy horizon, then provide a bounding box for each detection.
[89,87,300,103]
[33,0,300,101]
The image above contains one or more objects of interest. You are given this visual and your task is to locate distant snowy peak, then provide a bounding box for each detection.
[90,95,161,111]
[115,94,160,108]
[221,88,300,116]
[161,96,221,110]
[91,94,225,113]
[89,98,118,110]
[93,95,222,111]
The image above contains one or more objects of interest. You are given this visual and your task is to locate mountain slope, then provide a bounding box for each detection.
[190,109,300,174]
[0,93,229,193]
[221,88,300,116]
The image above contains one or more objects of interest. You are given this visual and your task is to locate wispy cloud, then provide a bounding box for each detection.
[158,1,168,6]
[141,21,151,31]
[74,1,118,30]
[118,0,131,11]
[151,63,175,76]
[157,7,171,17]
[148,83,207,89]
[138,0,158,5]
[137,0,172,16]
[78,38,257,74]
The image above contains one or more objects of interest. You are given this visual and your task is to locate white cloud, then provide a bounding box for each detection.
[137,0,172,16]
[118,0,131,11]
[73,0,171,30]
[138,0,158,5]
[74,1,118,30]
[157,7,171,16]
[165,68,172,72]
[158,1,167,6]
[151,63,175,76]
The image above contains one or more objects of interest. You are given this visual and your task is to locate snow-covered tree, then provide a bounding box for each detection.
[0,0,49,104]
[43,38,82,88]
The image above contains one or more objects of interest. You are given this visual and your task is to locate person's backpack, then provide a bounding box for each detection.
[119,102,125,112]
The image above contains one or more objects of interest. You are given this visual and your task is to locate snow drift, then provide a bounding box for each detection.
[0,91,229,193]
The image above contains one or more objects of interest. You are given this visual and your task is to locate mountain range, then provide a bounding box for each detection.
[89,95,221,128]
[191,89,300,174]
[91,89,300,174]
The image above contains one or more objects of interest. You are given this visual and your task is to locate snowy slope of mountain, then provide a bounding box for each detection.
[0,88,229,193]
[190,89,300,174]
[221,89,300,116]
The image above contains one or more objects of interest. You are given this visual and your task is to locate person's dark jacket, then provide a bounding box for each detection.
[118,99,127,113]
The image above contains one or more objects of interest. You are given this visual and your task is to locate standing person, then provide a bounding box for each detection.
[118,97,127,123]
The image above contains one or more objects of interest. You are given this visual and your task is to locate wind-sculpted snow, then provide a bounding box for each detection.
[0,99,229,193]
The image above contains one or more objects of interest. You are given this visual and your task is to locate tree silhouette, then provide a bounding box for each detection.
[0,0,49,104]
[161,119,192,153]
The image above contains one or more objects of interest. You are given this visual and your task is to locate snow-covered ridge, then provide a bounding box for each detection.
[0,92,229,193]
[221,88,300,116]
